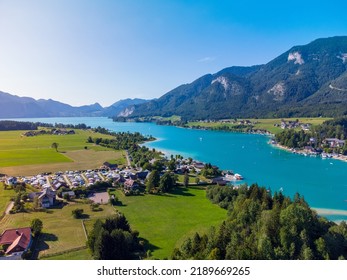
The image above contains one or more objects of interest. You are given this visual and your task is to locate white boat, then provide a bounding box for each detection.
[234,173,244,180]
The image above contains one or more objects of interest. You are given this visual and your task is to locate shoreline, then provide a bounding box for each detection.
[313,208,347,223]
[160,121,347,164]
[271,142,347,163]
[313,207,347,216]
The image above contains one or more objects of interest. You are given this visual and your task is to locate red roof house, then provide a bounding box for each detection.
[0,227,32,256]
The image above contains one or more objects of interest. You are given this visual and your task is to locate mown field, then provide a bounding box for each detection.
[0,200,116,259]
[111,187,227,259]
[0,129,126,175]
[188,117,331,134]
[0,183,15,214]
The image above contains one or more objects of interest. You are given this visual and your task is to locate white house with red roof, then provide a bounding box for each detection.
[0,227,32,259]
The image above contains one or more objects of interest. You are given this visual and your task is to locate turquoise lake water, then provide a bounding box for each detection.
[5,117,347,220]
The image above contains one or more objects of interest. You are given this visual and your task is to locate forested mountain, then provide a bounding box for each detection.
[0,91,147,118]
[127,36,347,120]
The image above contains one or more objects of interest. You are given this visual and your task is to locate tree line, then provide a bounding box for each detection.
[172,184,347,260]
[0,120,39,131]
[87,213,142,259]
[87,130,155,151]
[0,120,91,131]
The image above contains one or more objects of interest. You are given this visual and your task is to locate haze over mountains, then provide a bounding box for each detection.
[0,91,148,118]
[1,36,347,120]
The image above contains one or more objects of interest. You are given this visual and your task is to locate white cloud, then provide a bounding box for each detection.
[198,56,216,62]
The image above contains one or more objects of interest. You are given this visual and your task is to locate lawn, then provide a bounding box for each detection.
[0,202,116,259]
[112,187,227,259]
[0,129,125,175]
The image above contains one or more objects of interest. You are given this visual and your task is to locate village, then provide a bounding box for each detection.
[0,155,244,259]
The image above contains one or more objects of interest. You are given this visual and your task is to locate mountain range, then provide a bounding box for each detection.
[1,36,347,120]
[126,36,347,120]
[0,91,148,118]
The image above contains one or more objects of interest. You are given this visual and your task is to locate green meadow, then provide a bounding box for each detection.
[0,186,226,260]
[0,129,125,175]
[111,187,227,259]
[188,117,331,134]
[0,183,15,214]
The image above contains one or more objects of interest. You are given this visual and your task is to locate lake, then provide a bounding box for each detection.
[5,117,347,221]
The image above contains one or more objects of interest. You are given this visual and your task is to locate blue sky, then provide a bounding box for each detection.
[0,0,346,106]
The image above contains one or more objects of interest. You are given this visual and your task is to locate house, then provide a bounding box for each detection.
[193,161,205,170]
[0,227,32,257]
[39,188,56,208]
[6,176,17,186]
[61,191,76,199]
[29,188,56,208]
[280,120,300,129]
[102,162,118,170]
[324,138,345,148]
[136,171,149,180]
[124,179,139,190]
[212,177,227,185]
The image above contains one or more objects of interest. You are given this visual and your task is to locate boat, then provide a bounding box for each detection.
[234,173,244,180]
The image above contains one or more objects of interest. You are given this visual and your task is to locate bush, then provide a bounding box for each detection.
[90,203,102,212]
[72,208,84,219]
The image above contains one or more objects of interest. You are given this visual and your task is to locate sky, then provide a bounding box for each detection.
[0,0,347,107]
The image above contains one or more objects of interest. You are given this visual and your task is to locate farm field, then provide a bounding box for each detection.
[0,201,116,259]
[0,129,126,175]
[112,187,227,259]
[41,248,92,260]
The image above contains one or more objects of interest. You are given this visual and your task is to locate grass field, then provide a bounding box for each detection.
[0,129,126,175]
[0,183,16,214]
[112,187,227,259]
[0,202,116,259]
[188,117,331,134]
[41,248,92,260]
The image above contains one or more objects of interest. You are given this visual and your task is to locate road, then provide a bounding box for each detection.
[5,201,14,215]
[125,150,131,167]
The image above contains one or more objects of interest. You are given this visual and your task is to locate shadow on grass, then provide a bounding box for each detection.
[31,233,59,259]
[115,202,127,207]
[79,213,90,219]
[170,187,195,197]
[46,201,68,212]
[139,237,161,253]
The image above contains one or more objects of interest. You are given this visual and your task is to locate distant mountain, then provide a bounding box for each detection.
[127,36,347,119]
[0,91,148,118]
[102,98,149,117]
